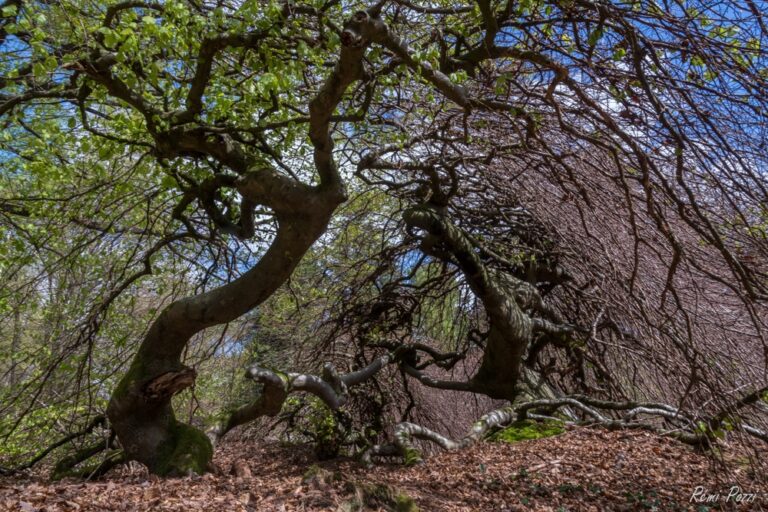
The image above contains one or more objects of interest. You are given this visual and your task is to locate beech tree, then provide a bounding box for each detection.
[1,0,767,476]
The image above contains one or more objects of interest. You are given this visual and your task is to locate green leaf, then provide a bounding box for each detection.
[1,4,18,16]
[32,62,46,78]
[98,145,113,160]
[587,28,604,46]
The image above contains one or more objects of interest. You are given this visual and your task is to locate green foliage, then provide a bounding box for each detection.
[0,405,101,464]
[402,446,423,467]
[304,398,345,460]
[694,420,727,441]
[489,420,564,444]
[301,464,340,486]
[1,0,767,480]
[393,492,419,512]
[623,490,662,510]
[340,482,420,512]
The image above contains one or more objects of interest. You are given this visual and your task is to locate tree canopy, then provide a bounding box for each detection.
[1,0,767,478]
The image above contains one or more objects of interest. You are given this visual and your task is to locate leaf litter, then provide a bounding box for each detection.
[1,427,766,511]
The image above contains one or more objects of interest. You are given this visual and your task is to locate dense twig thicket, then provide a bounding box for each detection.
[1,0,766,477]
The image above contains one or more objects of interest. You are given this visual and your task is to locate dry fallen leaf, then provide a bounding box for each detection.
[1,427,765,511]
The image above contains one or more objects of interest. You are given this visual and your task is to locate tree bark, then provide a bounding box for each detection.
[106,7,385,476]
[207,354,395,443]
[107,208,337,475]
[403,204,536,401]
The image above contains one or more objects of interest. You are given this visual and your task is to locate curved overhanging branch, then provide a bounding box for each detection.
[209,353,396,442]
[1,415,107,476]
[1,415,123,480]
[51,441,124,481]
[368,17,568,115]
[401,363,473,392]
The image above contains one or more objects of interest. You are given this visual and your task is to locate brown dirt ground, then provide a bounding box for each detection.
[1,427,766,511]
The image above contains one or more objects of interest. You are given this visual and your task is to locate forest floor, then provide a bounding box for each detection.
[1,426,766,511]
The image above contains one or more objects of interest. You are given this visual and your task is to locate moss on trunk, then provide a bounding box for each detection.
[108,353,213,476]
[153,421,213,477]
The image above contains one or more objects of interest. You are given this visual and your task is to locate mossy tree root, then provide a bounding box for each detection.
[366,393,768,466]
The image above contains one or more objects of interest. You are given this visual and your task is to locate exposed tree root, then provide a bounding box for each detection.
[366,394,768,465]
[363,407,517,465]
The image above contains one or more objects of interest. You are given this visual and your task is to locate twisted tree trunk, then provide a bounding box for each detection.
[403,204,564,401]
[107,209,338,475]
[106,8,386,476]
